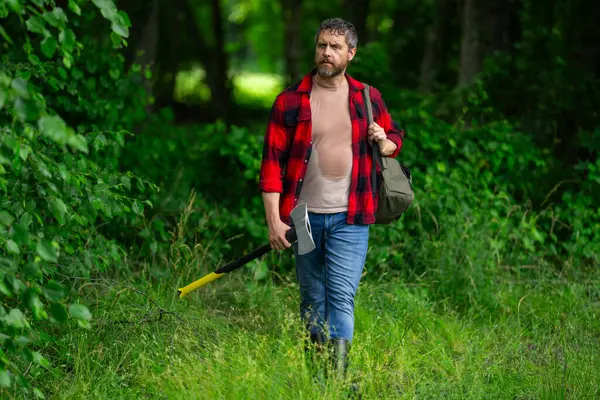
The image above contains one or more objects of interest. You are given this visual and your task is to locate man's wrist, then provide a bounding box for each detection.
[266,213,281,227]
[379,138,397,156]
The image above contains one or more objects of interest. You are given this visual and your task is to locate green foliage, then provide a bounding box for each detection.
[1,0,598,397]
[0,1,155,397]
[27,263,600,399]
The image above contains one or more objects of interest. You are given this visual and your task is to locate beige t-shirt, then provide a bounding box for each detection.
[297,78,353,213]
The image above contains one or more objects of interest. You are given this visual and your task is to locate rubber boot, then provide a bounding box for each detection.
[304,331,328,387]
[329,338,361,397]
[328,338,350,378]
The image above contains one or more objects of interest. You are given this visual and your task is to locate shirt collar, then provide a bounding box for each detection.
[297,68,365,93]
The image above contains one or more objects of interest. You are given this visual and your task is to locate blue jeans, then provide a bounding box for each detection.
[292,211,370,343]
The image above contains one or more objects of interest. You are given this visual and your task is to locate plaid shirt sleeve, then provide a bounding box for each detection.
[259,95,288,193]
[370,87,404,159]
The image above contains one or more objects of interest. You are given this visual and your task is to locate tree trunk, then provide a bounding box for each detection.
[183,0,232,123]
[152,0,188,110]
[420,0,454,93]
[457,0,481,86]
[207,0,232,124]
[280,0,303,85]
[344,0,370,44]
[458,0,518,87]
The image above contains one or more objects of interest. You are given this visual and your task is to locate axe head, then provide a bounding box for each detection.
[289,203,315,255]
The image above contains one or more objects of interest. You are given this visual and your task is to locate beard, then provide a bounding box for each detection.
[316,59,347,78]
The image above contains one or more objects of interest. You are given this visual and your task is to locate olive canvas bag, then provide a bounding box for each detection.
[363,84,414,224]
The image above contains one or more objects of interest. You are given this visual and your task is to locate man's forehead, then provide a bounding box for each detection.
[317,31,346,44]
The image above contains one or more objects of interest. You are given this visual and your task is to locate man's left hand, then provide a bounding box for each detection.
[368,123,387,144]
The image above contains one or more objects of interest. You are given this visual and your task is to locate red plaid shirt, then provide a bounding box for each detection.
[259,70,404,225]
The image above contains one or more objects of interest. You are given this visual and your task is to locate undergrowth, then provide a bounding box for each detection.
[21,194,600,400]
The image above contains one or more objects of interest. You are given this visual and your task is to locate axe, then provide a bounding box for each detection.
[177,203,315,298]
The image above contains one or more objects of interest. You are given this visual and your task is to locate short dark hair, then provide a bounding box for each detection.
[315,18,358,49]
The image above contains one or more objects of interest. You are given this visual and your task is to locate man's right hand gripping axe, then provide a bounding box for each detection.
[177,203,315,298]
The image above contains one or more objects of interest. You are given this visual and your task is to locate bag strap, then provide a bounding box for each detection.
[362,84,384,197]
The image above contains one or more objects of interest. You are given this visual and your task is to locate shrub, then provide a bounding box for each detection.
[0,1,155,397]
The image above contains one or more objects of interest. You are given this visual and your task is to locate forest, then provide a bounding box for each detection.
[1,0,599,398]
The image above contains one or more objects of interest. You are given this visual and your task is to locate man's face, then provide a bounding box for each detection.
[314,30,356,78]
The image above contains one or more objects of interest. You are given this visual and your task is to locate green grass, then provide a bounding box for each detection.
[36,263,600,399]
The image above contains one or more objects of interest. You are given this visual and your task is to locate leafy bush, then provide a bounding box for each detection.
[0,1,155,397]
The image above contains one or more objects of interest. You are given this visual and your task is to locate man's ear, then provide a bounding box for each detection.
[348,47,357,61]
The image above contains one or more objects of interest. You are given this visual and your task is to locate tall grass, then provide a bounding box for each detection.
[32,195,600,400]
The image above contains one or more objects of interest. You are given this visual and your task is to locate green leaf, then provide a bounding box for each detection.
[19,145,31,161]
[58,29,76,52]
[69,304,91,321]
[57,67,67,79]
[67,134,88,153]
[0,24,13,45]
[14,97,41,122]
[52,7,68,24]
[120,175,131,190]
[12,223,30,247]
[91,197,104,211]
[22,263,42,280]
[7,0,24,14]
[33,352,50,369]
[10,278,25,295]
[41,36,57,58]
[38,115,68,144]
[51,197,67,225]
[132,200,143,215]
[1,308,30,329]
[20,212,33,228]
[0,211,14,226]
[25,16,46,34]
[11,78,28,97]
[29,296,47,321]
[110,32,122,48]
[6,239,19,254]
[33,387,46,399]
[36,240,58,263]
[42,11,61,28]
[111,12,130,38]
[63,54,73,69]
[92,0,117,19]
[28,53,41,65]
[0,368,11,388]
[0,281,11,297]
[49,303,67,323]
[43,280,67,302]
[68,0,81,15]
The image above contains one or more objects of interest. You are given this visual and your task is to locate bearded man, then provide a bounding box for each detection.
[258,18,404,376]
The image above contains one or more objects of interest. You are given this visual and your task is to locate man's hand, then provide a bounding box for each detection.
[368,122,387,143]
[368,122,397,156]
[268,219,292,250]
[262,192,291,250]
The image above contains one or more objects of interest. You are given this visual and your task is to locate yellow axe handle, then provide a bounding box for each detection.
[177,272,224,298]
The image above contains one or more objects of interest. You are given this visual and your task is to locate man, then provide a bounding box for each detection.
[258,18,404,376]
